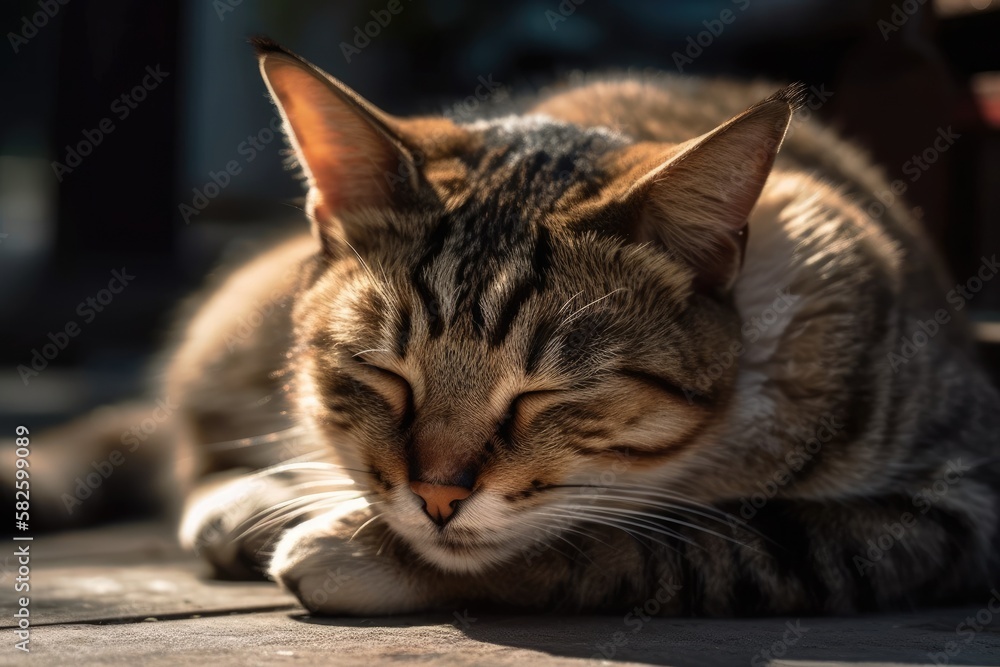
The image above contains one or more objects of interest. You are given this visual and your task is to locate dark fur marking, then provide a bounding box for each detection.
[371,467,394,491]
[746,501,829,611]
[532,224,552,288]
[605,440,697,460]
[490,280,536,347]
[412,219,451,338]
[843,550,880,612]
[497,401,517,447]
[729,541,766,616]
[525,318,558,375]
[567,439,694,460]
[678,540,702,616]
[489,225,552,347]
[619,368,710,406]
[396,306,412,358]
[413,279,443,338]
[504,488,536,502]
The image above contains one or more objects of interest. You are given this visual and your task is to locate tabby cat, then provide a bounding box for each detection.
[169,37,1000,615]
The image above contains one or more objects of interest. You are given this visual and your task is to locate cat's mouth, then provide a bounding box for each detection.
[384,489,538,573]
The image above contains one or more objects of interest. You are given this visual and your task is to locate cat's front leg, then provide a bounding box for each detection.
[269,501,463,615]
[180,470,353,580]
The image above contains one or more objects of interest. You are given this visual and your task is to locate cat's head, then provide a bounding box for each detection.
[254,39,796,572]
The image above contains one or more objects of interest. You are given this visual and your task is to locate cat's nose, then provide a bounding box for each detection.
[409,481,473,526]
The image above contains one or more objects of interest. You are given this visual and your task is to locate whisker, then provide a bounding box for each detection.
[549,482,732,518]
[249,461,355,481]
[569,493,751,540]
[282,479,362,494]
[200,425,310,453]
[573,502,756,551]
[376,530,399,557]
[596,483,737,513]
[520,517,595,565]
[565,508,699,549]
[557,288,626,328]
[557,290,585,314]
[239,486,363,526]
[353,348,391,358]
[350,512,385,541]
[533,519,612,548]
[548,484,765,542]
[342,238,398,318]
[517,519,589,564]
[538,509,681,555]
[234,493,364,543]
[241,500,356,545]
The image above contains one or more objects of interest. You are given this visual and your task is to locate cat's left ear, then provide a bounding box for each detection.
[620,86,800,291]
[252,37,426,252]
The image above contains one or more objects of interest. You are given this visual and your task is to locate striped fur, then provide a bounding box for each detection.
[172,40,1000,615]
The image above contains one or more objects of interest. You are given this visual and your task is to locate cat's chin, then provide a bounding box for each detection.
[406,533,530,574]
[384,516,532,574]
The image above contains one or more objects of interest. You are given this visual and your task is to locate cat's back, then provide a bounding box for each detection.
[531,74,772,143]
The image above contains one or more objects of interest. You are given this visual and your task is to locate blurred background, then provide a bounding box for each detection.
[1,0,999,437]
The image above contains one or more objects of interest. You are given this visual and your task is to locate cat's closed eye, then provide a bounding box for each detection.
[498,390,563,444]
[356,360,413,422]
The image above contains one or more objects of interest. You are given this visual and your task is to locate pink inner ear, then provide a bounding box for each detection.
[261,55,411,215]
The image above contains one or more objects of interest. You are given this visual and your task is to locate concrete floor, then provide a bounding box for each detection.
[4,522,999,666]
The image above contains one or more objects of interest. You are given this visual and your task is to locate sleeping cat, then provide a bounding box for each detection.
[166,37,1000,615]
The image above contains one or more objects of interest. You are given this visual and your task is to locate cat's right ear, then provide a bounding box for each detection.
[252,37,423,253]
[611,86,800,292]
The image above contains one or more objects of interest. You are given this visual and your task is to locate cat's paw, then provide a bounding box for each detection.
[269,502,435,615]
[180,471,352,580]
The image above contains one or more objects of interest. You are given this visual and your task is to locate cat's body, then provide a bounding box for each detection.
[162,41,1000,615]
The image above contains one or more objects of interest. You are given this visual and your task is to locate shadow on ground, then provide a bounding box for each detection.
[298,604,1000,666]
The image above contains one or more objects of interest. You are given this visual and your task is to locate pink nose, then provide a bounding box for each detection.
[409,481,472,525]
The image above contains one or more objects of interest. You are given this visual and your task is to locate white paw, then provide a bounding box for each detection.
[179,472,355,579]
[269,501,432,615]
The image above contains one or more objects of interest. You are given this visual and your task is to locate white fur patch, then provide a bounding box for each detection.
[727,176,817,426]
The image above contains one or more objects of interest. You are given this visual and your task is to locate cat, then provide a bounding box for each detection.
[134,37,1000,615]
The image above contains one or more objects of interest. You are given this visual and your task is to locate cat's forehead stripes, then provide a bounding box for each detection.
[405,117,625,345]
[462,115,625,212]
